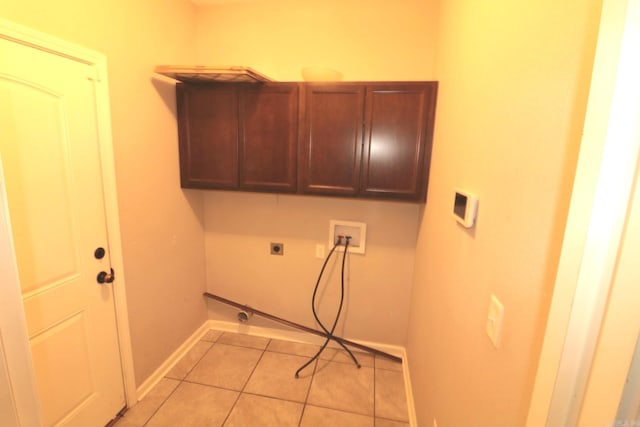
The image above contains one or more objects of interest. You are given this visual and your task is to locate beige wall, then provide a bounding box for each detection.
[1,0,208,385]
[2,1,605,420]
[407,0,603,426]
[204,192,420,344]
[195,0,438,345]
[195,0,438,81]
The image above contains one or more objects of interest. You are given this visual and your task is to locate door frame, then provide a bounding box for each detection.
[526,0,640,424]
[0,19,137,413]
[0,155,43,427]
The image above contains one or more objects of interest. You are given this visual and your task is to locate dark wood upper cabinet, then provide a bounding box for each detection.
[176,81,437,202]
[239,84,298,192]
[299,82,437,202]
[177,84,238,189]
[300,84,365,195]
[177,83,298,192]
[361,83,437,201]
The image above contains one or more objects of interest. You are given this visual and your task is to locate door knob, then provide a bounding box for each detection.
[97,268,115,284]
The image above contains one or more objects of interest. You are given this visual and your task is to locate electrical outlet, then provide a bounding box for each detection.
[270,242,284,255]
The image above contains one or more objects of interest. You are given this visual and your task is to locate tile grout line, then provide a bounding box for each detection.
[140,378,181,427]
[300,358,377,422]
[141,333,221,426]
[219,337,271,426]
[373,358,377,424]
[298,353,319,427]
[374,361,411,425]
[128,330,405,426]
[175,337,217,380]
[237,390,313,406]
[300,401,377,419]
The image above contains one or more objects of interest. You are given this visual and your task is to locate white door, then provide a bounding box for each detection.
[0,36,125,426]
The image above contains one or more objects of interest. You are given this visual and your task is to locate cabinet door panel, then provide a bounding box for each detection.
[301,85,365,195]
[177,85,238,188]
[361,84,436,201]
[239,84,298,192]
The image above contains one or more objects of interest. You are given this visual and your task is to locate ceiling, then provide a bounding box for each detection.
[191,0,268,5]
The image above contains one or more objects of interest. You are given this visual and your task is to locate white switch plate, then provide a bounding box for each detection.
[315,244,325,259]
[486,294,504,348]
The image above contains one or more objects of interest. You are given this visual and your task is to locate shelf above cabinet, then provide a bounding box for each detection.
[155,65,273,84]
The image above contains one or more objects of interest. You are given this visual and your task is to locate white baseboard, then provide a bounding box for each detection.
[207,319,405,357]
[134,319,416,426]
[402,350,418,427]
[135,322,211,401]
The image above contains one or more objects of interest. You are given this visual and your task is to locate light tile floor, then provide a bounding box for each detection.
[114,330,409,427]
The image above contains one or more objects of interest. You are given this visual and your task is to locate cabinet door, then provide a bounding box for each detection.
[361,83,437,201]
[239,84,299,192]
[177,84,239,188]
[300,84,365,195]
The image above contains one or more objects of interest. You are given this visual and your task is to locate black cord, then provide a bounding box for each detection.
[311,239,359,364]
[295,236,360,378]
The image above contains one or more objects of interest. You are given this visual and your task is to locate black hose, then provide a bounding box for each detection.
[295,237,360,378]
[311,240,359,363]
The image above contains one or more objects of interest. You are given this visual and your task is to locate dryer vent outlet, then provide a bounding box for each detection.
[237,310,253,323]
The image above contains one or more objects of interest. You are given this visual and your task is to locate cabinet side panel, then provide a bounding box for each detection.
[301,85,364,195]
[239,84,298,192]
[177,85,239,188]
